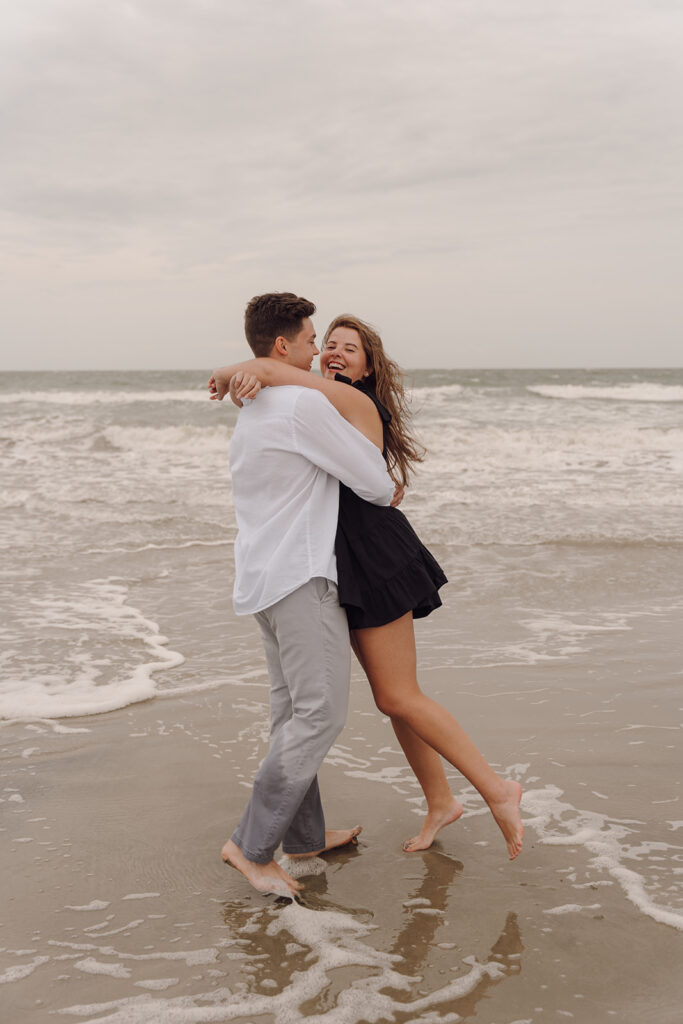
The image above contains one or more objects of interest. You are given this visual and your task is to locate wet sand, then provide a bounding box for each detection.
[2,590,682,1024]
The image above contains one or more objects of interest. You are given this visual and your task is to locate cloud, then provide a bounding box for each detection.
[1,0,682,366]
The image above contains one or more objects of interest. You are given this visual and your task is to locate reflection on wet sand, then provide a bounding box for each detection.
[217,844,524,1022]
[390,850,464,965]
[388,850,524,1020]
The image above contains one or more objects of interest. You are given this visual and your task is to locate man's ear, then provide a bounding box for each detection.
[274,336,288,357]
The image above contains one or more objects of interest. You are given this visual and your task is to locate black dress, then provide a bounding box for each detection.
[334,375,448,630]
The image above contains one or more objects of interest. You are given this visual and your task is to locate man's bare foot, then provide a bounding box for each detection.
[221,839,302,896]
[402,797,464,852]
[489,780,524,860]
[286,826,363,859]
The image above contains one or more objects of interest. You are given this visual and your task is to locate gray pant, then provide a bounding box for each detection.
[231,577,351,864]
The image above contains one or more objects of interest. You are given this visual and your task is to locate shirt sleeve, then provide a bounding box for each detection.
[292,390,394,505]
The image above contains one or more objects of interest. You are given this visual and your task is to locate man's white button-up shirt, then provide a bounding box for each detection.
[229,386,394,616]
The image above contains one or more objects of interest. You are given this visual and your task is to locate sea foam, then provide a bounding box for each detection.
[527,383,683,403]
[0,389,210,406]
[0,579,184,721]
[56,901,510,1024]
[524,785,683,931]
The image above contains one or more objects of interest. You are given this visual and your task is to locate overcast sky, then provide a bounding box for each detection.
[1,0,682,369]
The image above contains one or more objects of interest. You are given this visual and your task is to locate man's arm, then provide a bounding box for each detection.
[292,390,394,506]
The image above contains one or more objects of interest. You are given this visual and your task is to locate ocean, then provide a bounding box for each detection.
[1,367,682,1022]
[2,367,681,716]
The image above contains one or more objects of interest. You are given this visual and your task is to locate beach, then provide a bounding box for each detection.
[1,369,682,1022]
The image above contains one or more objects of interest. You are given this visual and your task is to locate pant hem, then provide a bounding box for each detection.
[282,838,325,855]
[231,834,275,866]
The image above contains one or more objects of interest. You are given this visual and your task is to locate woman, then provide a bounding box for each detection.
[210,316,523,859]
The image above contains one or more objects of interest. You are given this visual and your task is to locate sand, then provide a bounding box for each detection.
[2,600,682,1024]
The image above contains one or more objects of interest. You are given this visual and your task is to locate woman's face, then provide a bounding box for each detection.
[320,327,370,383]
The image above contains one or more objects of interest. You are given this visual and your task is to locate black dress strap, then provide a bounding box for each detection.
[333,373,392,425]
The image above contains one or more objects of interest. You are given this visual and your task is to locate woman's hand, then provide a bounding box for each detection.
[234,371,262,401]
[207,371,230,401]
[390,482,405,507]
[208,360,270,402]
[229,372,262,408]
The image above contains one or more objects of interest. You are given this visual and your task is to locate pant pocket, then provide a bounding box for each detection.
[319,578,339,604]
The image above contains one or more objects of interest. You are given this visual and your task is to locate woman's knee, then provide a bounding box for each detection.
[372,688,414,720]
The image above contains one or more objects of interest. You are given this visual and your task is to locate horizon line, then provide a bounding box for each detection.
[1,365,682,374]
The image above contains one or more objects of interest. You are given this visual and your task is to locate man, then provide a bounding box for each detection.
[209,292,394,896]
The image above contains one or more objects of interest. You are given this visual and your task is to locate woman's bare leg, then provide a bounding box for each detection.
[351,632,462,851]
[390,718,464,851]
[353,615,523,860]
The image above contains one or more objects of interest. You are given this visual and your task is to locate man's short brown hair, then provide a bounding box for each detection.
[244,292,316,357]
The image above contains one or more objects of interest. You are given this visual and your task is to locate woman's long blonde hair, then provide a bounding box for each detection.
[323,315,425,487]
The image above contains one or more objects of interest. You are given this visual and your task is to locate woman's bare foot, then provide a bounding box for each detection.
[221,839,302,896]
[286,826,363,859]
[402,797,464,852]
[489,780,524,860]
